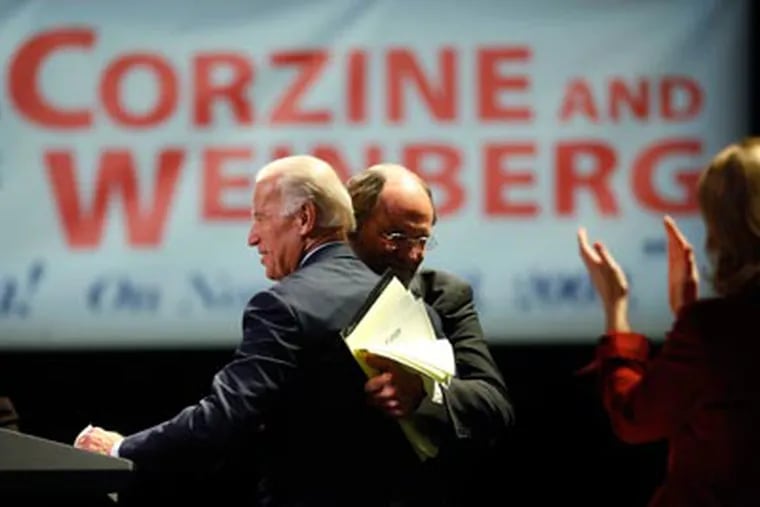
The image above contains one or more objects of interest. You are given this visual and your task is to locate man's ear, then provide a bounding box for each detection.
[297,201,318,235]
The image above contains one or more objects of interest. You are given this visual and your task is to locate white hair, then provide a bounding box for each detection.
[256,155,356,232]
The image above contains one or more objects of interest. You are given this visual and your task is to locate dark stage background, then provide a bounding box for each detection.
[1,6,758,505]
[0,345,668,506]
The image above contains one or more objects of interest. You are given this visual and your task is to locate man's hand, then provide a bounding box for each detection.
[74,425,124,456]
[577,227,631,333]
[364,354,425,418]
[665,215,699,316]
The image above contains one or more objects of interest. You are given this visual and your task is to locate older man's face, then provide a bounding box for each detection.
[247,178,304,280]
[352,182,434,286]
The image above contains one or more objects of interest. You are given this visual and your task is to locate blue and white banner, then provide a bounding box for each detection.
[0,0,748,347]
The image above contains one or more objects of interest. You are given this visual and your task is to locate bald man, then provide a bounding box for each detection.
[75,156,438,506]
[348,164,513,504]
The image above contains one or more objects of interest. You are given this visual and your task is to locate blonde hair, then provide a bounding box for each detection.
[698,137,760,295]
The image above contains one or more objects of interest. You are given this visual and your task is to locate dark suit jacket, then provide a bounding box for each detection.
[591,291,760,507]
[409,269,513,447]
[118,244,442,506]
[409,269,513,505]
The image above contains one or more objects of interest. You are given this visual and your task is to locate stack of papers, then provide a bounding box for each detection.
[342,271,455,460]
[359,339,455,385]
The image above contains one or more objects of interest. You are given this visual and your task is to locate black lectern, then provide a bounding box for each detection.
[0,427,133,504]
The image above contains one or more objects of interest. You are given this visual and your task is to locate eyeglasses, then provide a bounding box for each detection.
[380,231,437,251]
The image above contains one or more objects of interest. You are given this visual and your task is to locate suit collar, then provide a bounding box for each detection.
[408,271,424,298]
[299,242,354,269]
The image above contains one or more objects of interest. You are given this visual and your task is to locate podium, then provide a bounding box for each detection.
[0,427,133,504]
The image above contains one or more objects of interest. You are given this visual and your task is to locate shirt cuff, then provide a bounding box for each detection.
[575,332,649,375]
[421,377,444,405]
[110,438,122,458]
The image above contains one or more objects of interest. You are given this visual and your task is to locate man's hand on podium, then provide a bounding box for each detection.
[74,424,124,456]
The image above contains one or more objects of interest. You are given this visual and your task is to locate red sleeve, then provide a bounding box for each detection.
[594,309,706,444]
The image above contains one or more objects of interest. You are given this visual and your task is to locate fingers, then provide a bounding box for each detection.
[577,227,599,265]
[76,433,99,450]
[664,215,692,250]
[685,243,699,284]
[577,227,588,249]
[365,372,402,402]
[665,214,698,280]
[593,241,619,272]
[594,241,629,290]
[74,426,115,455]
[364,374,404,417]
[363,353,394,372]
[74,424,93,446]
[364,372,393,394]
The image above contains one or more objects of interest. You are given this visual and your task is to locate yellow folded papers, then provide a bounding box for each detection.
[342,271,455,461]
[359,339,455,386]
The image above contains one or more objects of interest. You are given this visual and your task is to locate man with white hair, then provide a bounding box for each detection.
[75,156,437,506]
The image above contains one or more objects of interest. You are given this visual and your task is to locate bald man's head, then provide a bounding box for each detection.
[346,164,436,285]
[348,164,437,231]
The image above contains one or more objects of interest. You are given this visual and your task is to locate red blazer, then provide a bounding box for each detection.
[589,292,760,507]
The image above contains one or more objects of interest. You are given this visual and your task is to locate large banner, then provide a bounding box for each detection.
[0,0,748,348]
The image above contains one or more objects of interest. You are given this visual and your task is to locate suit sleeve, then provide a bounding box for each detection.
[595,306,707,444]
[118,289,302,468]
[415,279,514,448]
